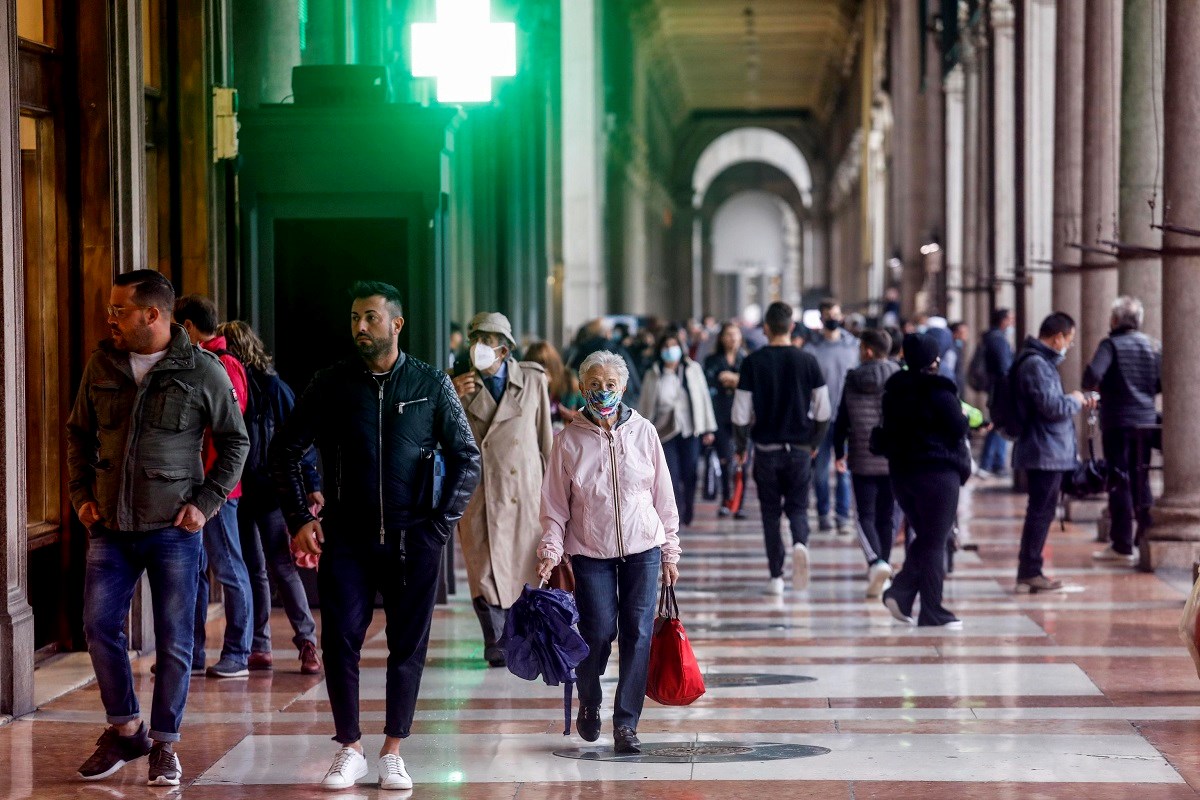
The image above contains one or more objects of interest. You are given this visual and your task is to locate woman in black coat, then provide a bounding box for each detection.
[703,323,746,517]
[876,333,971,629]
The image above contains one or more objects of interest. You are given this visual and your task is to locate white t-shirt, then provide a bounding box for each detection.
[129,349,169,386]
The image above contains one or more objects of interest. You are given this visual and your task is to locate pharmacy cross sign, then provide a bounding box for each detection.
[411,0,517,103]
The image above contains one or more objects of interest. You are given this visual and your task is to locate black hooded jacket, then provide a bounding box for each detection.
[878,368,971,484]
[269,351,482,546]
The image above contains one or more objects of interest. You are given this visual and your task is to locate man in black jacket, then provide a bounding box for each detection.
[270,281,481,792]
[1083,296,1162,565]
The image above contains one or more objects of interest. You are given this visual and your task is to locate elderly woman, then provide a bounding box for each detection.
[537,350,681,755]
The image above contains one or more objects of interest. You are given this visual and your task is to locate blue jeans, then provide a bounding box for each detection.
[980,430,1009,473]
[238,496,317,653]
[83,525,202,742]
[572,547,662,731]
[193,499,252,667]
[813,428,852,520]
[661,435,701,526]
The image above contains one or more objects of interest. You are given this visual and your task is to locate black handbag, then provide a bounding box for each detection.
[1063,418,1113,498]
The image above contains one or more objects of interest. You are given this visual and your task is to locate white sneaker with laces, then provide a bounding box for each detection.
[1092,545,1138,566]
[765,577,785,595]
[866,561,892,598]
[792,543,810,591]
[321,747,368,791]
[378,754,413,790]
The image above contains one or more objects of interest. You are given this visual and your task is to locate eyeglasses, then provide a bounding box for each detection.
[105,304,150,319]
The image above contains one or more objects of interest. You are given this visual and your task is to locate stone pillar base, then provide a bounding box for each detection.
[1140,538,1200,572]
[1142,505,1200,571]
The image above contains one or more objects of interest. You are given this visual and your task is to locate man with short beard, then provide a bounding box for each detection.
[269,280,481,791]
[66,270,248,786]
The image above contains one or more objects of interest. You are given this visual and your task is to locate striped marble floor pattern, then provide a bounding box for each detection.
[5,475,1200,799]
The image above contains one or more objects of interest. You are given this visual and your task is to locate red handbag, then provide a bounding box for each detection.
[645,585,706,706]
[724,455,745,515]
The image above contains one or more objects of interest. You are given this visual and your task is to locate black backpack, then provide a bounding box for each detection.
[966,342,991,392]
[988,351,1038,441]
[242,365,297,491]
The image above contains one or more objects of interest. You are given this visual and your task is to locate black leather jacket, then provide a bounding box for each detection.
[269,351,481,547]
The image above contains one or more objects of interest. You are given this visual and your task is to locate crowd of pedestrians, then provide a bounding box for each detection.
[65,269,1161,790]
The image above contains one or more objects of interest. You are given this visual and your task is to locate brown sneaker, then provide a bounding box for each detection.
[248,651,273,671]
[1016,574,1066,594]
[299,641,322,675]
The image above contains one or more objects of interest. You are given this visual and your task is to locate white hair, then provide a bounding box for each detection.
[579,350,629,389]
[1111,295,1144,330]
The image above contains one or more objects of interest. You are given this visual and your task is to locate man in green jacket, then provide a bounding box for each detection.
[66,270,249,787]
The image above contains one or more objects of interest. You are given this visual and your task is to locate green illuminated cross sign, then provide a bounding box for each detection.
[411,0,517,103]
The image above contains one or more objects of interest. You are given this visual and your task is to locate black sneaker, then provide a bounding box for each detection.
[576,706,601,742]
[78,724,152,780]
[147,742,182,786]
[614,726,641,754]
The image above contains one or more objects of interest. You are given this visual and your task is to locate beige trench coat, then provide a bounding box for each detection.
[459,358,554,608]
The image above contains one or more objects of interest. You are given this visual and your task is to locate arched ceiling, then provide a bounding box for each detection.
[693,127,813,207]
[648,0,861,117]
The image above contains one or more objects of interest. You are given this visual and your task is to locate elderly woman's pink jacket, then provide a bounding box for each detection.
[538,407,681,565]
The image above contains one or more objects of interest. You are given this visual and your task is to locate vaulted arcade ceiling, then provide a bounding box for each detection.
[649,0,862,116]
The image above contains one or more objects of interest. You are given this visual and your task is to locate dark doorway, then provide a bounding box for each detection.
[273,218,409,393]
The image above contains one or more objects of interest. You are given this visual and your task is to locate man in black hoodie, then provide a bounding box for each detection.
[834,329,900,598]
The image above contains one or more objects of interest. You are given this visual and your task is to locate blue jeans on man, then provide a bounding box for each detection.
[980,430,1009,474]
[83,525,202,742]
[572,547,662,731]
[193,499,253,669]
[813,428,852,523]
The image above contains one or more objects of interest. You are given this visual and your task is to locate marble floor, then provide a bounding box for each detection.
[4,475,1200,799]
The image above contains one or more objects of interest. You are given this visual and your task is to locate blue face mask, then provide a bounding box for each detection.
[661,345,683,363]
[585,388,622,417]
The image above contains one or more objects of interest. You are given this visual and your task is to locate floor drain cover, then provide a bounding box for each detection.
[554,741,831,763]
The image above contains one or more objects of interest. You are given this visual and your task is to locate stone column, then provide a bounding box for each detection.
[559,0,605,342]
[944,65,965,324]
[961,30,981,339]
[108,0,147,272]
[1053,0,1086,389]
[1079,0,1123,369]
[232,0,302,109]
[1118,0,1165,341]
[991,0,1017,313]
[1145,0,1200,567]
[1021,0,1057,332]
[0,0,35,718]
[973,22,993,343]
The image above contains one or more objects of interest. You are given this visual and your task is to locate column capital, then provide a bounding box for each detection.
[990,0,1016,28]
[944,64,965,95]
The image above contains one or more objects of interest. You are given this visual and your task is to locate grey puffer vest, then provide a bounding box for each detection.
[841,359,899,476]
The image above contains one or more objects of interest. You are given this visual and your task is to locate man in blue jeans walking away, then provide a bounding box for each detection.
[175,295,254,679]
[802,298,858,533]
[66,270,248,786]
[979,308,1015,476]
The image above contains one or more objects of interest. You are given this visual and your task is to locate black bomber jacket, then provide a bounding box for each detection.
[269,351,481,546]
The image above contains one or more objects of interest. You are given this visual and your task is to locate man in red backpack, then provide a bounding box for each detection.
[174,295,253,678]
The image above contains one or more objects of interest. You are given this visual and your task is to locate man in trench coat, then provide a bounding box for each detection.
[452,312,554,666]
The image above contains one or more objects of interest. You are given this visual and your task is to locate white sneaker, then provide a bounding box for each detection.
[792,543,810,591]
[378,754,413,790]
[765,577,785,595]
[1092,545,1138,566]
[883,595,916,626]
[866,561,893,598]
[321,747,368,791]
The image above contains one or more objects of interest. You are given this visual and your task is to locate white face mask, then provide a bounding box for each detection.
[471,342,498,371]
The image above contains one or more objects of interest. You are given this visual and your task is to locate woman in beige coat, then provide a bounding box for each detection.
[452,312,554,666]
